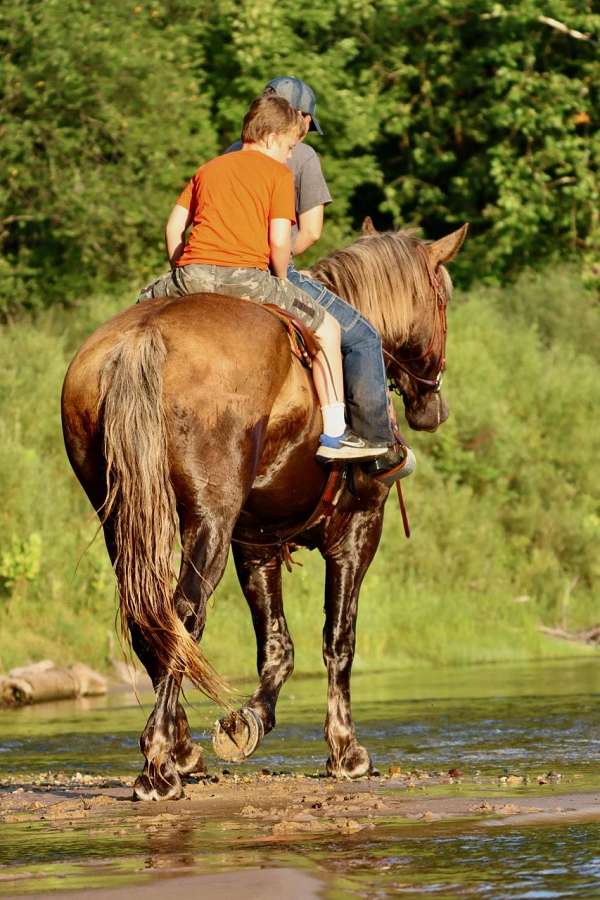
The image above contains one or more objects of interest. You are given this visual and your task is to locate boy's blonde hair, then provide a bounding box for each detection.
[241,95,307,144]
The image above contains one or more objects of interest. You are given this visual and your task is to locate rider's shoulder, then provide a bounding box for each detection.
[292,143,320,167]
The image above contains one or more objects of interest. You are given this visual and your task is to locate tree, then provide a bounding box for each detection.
[0,0,217,314]
[1,0,598,314]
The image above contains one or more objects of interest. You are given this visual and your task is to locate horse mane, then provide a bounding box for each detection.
[311,230,452,346]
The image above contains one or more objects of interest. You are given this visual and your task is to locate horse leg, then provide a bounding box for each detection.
[129,624,207,778]
[101,512,206,790]
[133,517,233,801]
[212,546,293,762]
[321,510,384,778]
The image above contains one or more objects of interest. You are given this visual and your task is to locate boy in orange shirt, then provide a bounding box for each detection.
[139,95,387,462]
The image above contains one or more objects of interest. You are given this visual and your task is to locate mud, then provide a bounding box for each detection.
[2,768,599,830]
[2,770,600,895]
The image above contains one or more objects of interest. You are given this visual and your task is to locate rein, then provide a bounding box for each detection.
[384,253,448,394]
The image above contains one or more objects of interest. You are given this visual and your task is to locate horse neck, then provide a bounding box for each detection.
[312,235,430,351]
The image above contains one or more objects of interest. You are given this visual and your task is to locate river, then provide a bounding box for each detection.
[1,658,599,897]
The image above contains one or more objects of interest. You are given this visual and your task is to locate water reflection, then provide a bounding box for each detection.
[6,816,598,897]
[142,820,198,871]
[313,822,600,898]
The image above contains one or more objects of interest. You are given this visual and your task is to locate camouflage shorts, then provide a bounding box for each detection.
[137,264,325,330]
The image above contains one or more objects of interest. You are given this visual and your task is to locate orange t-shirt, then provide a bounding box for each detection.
[175,150,296,270]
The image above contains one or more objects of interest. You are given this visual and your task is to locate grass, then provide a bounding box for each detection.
[0,268,598,677]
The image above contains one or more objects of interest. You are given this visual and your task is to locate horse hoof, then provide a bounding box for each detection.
[212,707,264,762]
[326,744,372,779]
[175,742,207,777]
[132,764,185,801]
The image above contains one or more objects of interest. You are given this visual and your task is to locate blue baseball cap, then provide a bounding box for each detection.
[264,76,324,135]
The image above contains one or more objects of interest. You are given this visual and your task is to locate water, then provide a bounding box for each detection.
[320,822,600,897]
[3,658,598,780]
[3,818,598,898]
[1,658,599,896]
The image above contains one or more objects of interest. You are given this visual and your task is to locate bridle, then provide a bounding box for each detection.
[383,251,448,396]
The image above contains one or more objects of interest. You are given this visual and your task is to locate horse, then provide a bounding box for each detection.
[61,221,467,801]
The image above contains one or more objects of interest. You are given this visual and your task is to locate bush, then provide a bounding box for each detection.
[0,0,217,316]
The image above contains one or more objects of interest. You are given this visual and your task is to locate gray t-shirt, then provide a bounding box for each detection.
[225,141,332,237]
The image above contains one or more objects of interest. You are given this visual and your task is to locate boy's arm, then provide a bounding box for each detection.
[165,204,193,268]
[269,218,292,277]
[293,204,324,257]
[291,148,331,257]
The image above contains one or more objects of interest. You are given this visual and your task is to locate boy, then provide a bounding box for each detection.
[139,95,387,462]
[226,78,410,480]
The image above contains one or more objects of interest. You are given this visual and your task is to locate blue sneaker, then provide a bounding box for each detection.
[316,428,388,462]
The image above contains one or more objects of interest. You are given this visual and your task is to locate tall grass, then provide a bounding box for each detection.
[0,269,597,677]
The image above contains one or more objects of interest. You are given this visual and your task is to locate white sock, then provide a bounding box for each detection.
[320,402,346,437]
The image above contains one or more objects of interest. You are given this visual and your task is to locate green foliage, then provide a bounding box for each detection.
[363,1,600,286]
[414,271,599,630]
[0,0,217,315]
[1,1,598,314]
[0,286,124,670]
[0,533,41,593]
[0,268,597,675]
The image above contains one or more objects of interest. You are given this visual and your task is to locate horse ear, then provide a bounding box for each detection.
[362,216,378,235]
[427,223,469,268]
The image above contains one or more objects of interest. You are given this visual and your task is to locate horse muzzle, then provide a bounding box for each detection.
[404,391,449,432]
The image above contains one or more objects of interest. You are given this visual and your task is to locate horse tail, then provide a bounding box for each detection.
[97,325,230,708]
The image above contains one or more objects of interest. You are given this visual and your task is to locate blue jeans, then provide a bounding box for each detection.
[288,266,393,444]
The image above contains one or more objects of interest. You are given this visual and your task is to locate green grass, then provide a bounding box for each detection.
[0,269,598,677]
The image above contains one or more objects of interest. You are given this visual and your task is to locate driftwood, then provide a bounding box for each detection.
[481,10,593,42]
[539,625,600,645]
[537,15,592,43]
[0,660,107,709]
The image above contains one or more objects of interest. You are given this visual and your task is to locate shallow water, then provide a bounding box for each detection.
[321,821,600,898]
[2,815,600,898]
[1,658,599,781]
[1,657,599,896]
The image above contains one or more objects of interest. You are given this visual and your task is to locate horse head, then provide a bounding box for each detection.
[313,219,468,435]
[356,219,466,434]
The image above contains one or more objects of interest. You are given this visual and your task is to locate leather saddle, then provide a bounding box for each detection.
[263,304,320,368]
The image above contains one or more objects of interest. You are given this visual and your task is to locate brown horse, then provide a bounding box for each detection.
[61,222,467,801]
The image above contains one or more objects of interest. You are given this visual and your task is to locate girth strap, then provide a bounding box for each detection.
[232,464,346,556]
[396,481,411,539]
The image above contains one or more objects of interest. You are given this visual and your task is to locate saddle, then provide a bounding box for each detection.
[262,304,320,367]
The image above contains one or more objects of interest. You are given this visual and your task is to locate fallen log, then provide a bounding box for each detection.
[0,660,107,709]
[539,625,600,645]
